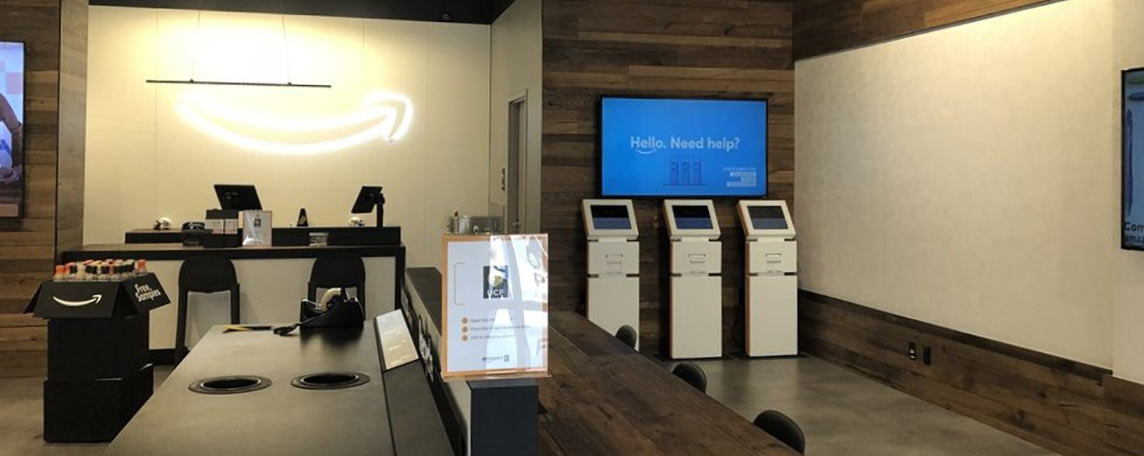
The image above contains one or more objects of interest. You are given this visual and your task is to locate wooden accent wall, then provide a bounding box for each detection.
[793,0,1056,60]
[800,291,1144,456]
[0,0,88,378]
[57,0,87,254]
[541,0,794,356]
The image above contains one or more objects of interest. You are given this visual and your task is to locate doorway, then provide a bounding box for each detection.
[506,95,528,234]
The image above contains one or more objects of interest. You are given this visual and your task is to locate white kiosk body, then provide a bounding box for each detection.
[663,200,722,359]
[582,199,640,348]
[738,200,798,357]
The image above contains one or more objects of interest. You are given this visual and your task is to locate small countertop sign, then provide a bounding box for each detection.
[242,210,272,247]
[27,273,170,319]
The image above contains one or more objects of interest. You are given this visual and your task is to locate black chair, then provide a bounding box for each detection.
[672,362,707,393]
[753,410,806,454]
[307,254,366,315]
[176,256,239,364]
[614,325,637,349]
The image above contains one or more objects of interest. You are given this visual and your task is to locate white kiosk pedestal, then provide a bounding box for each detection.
[739,200,798,357]
[582,200,640,348]
[664,200,722,359]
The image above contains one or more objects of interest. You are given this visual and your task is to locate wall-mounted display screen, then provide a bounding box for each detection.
[601,97,767,197]
[0,42,24,218]
[590,205,632,230]
[1124,68,1144,250]
[672,205,714,230]
[748,206,788,230]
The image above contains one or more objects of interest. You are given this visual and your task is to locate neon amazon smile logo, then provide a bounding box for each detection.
[177,91,414,155]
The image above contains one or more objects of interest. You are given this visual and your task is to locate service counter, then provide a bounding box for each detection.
[62,243,404,351]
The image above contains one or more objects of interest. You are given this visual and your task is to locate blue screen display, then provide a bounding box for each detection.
[1126,69,1144,250]
[601,97,767,197]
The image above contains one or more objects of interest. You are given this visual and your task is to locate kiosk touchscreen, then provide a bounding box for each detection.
[663,200,721,359]
[738,200,797,357]
[582,200,640,347]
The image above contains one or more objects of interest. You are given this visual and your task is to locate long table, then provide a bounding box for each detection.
[540,311,802,456]
[404,267,801,456]
[106,322,450,456]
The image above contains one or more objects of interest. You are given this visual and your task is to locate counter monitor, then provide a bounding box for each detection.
[214,184,262,211]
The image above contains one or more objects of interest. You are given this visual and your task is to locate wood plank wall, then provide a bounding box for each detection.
[58,0,87,255]
[793,0,1055,60]
[0,0,87,378]
[541,0,794,356]
[800,291,1144,456]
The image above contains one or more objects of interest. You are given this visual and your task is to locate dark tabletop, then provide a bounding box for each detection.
[539,311,803,456]
[106,325,395,456]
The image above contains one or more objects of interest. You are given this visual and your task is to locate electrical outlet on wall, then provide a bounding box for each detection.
[908,342,917,361]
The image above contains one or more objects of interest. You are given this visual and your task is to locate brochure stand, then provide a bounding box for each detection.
[26,274,170,442]
[440,234,549,456]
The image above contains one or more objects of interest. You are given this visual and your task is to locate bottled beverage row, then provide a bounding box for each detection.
[53,259,149,282]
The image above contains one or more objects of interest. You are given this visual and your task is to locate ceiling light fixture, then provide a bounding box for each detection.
[145,79,331,88]
[146,2,329,89]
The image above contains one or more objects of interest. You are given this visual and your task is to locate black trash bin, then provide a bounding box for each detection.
[26,273,170,442]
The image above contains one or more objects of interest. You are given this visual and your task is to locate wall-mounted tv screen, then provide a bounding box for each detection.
[0,42,24,218]
[601,97,767,197]
[1125,68,1144,250]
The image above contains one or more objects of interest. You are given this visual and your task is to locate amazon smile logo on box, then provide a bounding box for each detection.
[52,294,103,307]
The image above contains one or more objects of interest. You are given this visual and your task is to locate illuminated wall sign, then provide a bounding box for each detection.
[177,91,414,155]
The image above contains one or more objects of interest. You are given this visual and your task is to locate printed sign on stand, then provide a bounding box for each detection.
[441,234,548,378]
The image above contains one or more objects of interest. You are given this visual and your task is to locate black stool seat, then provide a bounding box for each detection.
[753,409,806,454]
[308,255,366,316]
[672,362,708,393]
[615,325,637,349]
[175,256,239,364]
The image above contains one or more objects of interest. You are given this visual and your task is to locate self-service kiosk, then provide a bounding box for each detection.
[738,200,797,357]
[582,199,641,347]
[663,200,722,359]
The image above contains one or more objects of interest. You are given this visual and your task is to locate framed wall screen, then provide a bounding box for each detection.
[1124,68,1144,250]
[0,41,24,218]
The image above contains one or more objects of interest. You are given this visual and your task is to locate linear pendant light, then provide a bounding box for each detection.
[145,79,331,88]
[146,3,330,89]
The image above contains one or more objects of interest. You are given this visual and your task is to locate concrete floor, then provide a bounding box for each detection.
[0,357,1054,455]
[688,356,1056,456]
[0,366,171,456]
